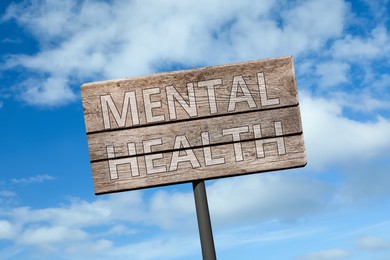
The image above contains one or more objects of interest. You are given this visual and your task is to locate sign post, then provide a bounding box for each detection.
[193,180,216,260]
[81,56,306,258]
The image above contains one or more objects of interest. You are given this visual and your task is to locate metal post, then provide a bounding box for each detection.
[192,179,217,260]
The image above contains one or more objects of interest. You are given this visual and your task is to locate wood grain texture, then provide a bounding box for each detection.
[82,56,297,133]
[81,56,307,194]
[87,105,303,162]
[91,135,306,194]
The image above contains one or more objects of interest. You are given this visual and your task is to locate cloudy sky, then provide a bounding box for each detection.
[1,0,390,259]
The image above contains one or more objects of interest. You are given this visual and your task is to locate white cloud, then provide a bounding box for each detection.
[0,172,330,258]
[282,0,347,48]
[10,191,146,228]
[336,93,390,113]
[299,92,390,205]
[1,38,22,44]
[332,26,390,60]
[371,73,390,92]
[95,235,199,260]
[148,189,195,229]
[18,225,87,245]
[0,190,18,206]
[101,225,137,237]
[0,190,17,197]
[208,173,331,226]
[2,0,349,106]
[217,224,322,250]
[361,0,389,21]
[11,174,55,184]
[66,239,113,254]
[300,92,390,169]
[315,61,350,88]
[298,248,350,260]
[0,192,195,259]
[357,235,390,251]
[117,172,332,232]
[0,167,388,259]
[19,76,77,106]
[0,220,17,240]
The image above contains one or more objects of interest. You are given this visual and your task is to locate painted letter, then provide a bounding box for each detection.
[257,72,280,107]
[166,83,197,120]
[228,76,257,112]
[143,138,166,174]
[201,132,225,166]
[254,121,286,157]
[198,78,222,114]
[143,88,165,123]
[169,135,200,171]
[100,92,139,129]
[107,143,139,179]
[222,126,249,162]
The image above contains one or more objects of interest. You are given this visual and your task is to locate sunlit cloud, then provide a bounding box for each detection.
[11,174,55,184]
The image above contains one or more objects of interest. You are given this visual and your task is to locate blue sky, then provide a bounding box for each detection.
[1,0,390,259]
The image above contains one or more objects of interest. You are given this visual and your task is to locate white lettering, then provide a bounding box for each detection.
[143,88,165,123]
[198,78,222,114]
[170,135,200,171]
[228,76,256,112]
[100,92,139,129]
[222,126,249,161]
[143,138,166,174]
[201,132,225,166]
[254,121,286,157]
[166,83,197,120]
[105,121,289,179]
[107,143,139,179]
[257,72,280,107]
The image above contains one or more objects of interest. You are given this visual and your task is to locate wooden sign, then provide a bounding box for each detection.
[81,56,306,194]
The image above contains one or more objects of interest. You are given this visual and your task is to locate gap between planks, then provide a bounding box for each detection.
[86,103,300,135]
[89,132,303,163]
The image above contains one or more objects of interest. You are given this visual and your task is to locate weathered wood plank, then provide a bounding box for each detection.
[81,56,306,194]
[91,134,306,194]
[82,56,297,133]
[87,105,303,162]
